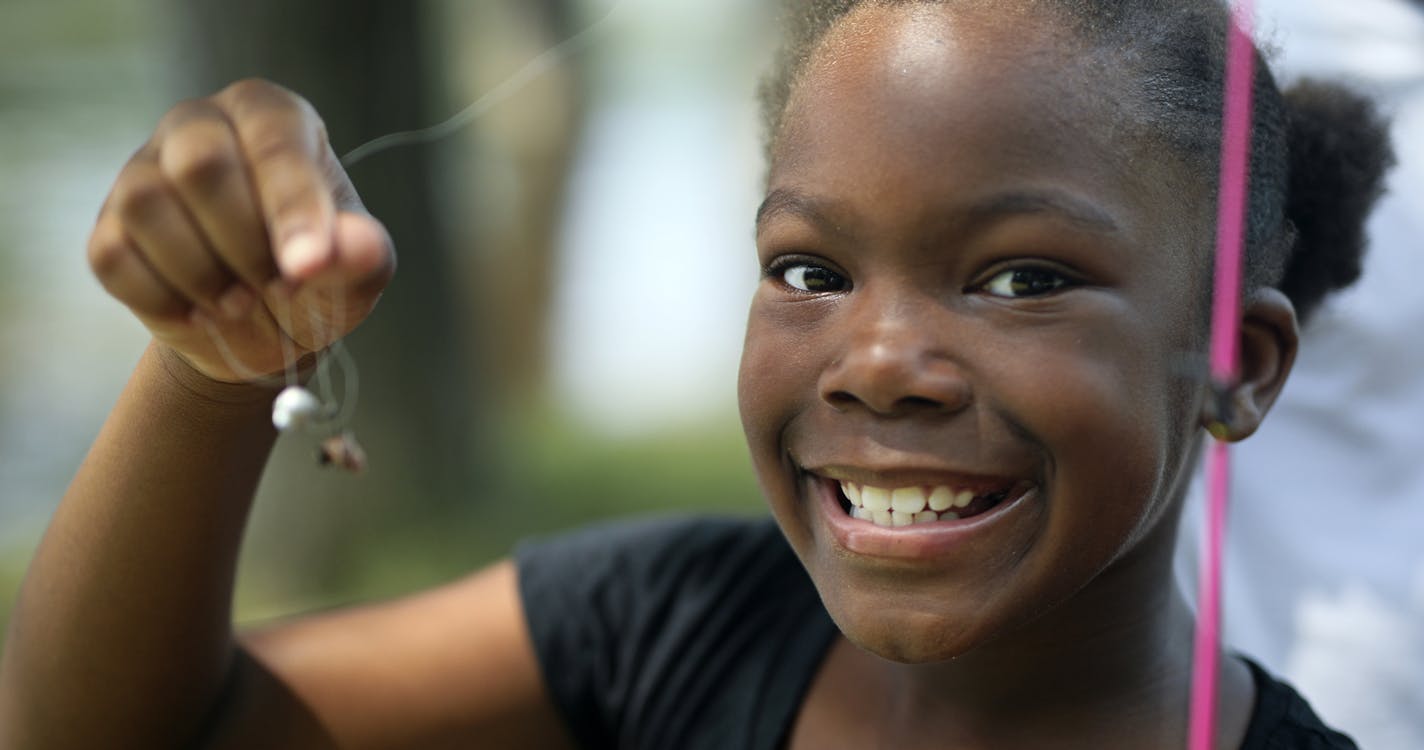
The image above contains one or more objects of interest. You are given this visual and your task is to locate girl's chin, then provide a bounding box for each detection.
[819,593,992,664]
[839,624,979,665]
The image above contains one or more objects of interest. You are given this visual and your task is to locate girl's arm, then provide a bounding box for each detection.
[1,342,277,747]
[0,79,572,749]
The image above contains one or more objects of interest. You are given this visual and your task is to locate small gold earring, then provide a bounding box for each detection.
[1207,421,1232,441]
[1204,379,1237,441]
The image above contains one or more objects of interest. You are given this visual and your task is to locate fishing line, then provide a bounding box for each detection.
[339,0,628,170]
[197,315,286,386]
[199,0,629,469]
[1188,1,1257,748]
[271,290,301,389]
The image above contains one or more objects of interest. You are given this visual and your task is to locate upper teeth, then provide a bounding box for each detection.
[840,481,979,526]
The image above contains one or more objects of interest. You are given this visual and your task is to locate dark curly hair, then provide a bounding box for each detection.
[758,0,1396,321]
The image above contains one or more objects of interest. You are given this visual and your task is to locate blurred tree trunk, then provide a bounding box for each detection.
[440,0,589,408]
[173,0,484,593]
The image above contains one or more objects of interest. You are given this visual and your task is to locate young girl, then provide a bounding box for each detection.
[0,1,1392,747]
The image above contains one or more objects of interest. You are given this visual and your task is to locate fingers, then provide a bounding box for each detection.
[115,156,237,317]
[92,80,343,317]
[214,79,339,281]
[92,97,274,322]
[154,100,277,292]
[90,77,395,372]
[87,209,188,320]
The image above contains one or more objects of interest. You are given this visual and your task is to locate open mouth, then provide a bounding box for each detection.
[834,479,1018,528]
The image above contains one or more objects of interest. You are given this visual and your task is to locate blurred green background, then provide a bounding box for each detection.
[0,0,777,632]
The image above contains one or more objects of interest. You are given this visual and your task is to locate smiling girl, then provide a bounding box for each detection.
[0,1,1392,748]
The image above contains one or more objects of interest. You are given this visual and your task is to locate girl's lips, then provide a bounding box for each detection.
[808,472,1039,561]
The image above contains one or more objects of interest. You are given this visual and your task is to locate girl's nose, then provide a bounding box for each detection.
[817,307,973,418]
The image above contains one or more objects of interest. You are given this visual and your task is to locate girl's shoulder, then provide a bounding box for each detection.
[515,513,837,750]
[1240,658,1359,749]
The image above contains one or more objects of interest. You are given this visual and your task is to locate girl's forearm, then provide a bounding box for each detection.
[0,342,280,749]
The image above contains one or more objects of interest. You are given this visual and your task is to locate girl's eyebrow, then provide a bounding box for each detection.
[965,190,1120,233]
[756,187,1119,236]
[756,188,846,236]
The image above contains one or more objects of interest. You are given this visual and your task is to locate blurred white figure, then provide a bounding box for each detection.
[1179,1,1424,748]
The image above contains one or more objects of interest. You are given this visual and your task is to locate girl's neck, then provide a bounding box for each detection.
[886,552,1196,742]
[802,517,1254,749]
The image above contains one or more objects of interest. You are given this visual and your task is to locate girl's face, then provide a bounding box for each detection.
[739,4,1211,661]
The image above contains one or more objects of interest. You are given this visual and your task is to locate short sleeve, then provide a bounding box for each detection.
[1239,658,1360,749]
[514,514,837,750]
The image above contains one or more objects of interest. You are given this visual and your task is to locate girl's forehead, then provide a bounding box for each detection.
[789,6,1115,142]
[813,2,1081,78]
[779,5,1128,182]
[767,3,1208,279]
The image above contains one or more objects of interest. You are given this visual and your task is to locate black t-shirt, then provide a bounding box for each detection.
[515,515,1357,749]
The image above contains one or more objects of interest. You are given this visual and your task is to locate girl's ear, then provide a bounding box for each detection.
[1199,287,1300,441]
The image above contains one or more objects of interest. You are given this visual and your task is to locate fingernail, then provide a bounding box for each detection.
[279,232,325,278]
[218,285,255,320]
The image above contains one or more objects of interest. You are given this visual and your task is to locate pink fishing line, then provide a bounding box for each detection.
[1188,2,1256,749]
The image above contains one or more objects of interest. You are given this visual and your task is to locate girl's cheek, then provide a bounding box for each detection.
[739,293,823,390]
[737,298,783,443]
[1007,330,1184,536]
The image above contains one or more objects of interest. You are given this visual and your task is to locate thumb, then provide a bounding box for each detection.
[331,210,396,294]
[283,212,395,348]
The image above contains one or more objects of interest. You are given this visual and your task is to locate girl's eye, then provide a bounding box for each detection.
[779,263,848,293]
[982,268,1071,298]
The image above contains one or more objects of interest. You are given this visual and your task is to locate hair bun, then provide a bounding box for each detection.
[1280,79,1395,320]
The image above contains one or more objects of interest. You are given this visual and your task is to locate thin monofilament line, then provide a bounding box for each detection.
[338,0,628,169]
[198,315,289,387]
[202,292,356,430]
[327,339,360,427]
[312,308,337,414]
[271,292,301,389]
[305,283,356,425]
[1188,2,1256,748]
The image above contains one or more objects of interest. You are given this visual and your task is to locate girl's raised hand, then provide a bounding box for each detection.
[88,78,395,384]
